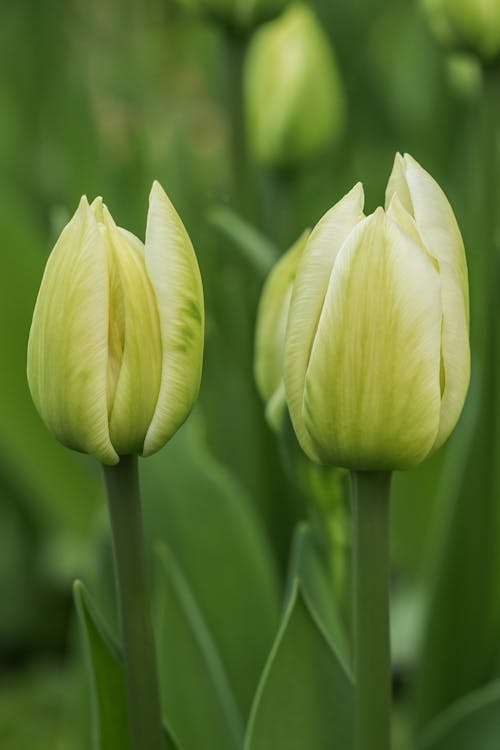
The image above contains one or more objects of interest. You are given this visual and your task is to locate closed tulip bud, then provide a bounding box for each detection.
[423,0,500,62]
[178,0,288,31]
[27,182,204,466]
[245,3,344,168]
[284,154,470,471]
[254,230,309,430]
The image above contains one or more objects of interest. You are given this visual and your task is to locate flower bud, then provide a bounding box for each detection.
[284,154,470,471]
[179,0,288,31]
[244,3,344,168]
[423,0,500,62]
[254,230,309,430]
[27,182,204,466]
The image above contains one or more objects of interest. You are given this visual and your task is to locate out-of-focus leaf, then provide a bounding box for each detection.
[141,415,281,718]
[74,581,181,750]
[155,543,243,750]
[73,580,132,750]
[209,205,279,275]
[244,581,354,750]
[419,679,500,750]
[413,369,500,726]
[286,522,350,668]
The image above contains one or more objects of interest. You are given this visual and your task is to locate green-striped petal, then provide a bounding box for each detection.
[386,153,470,450]
[284,183,365,462]
[97,202,162,456]
[143,181,204,457]
[303,209,443,470]
[254,229,309,427]
[27,197,118,465]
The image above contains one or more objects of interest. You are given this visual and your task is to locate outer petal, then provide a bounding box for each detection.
[254,229,309,406]
[142,181,204,456]
[27,197,118,465]
[386,153,470,448]
[97,203,162,456]
[303,210,443,470]
[284,183,365,461]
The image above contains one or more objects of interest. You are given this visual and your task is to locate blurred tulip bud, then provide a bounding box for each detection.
[179,0,288,31]
[423,0,500,62]
[245,3,344,168]
[27,182,204,466]
[254,230,309,430]
[285,154,470,471]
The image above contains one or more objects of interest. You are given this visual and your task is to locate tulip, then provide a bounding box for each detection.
[245,3,344,168]
[284,153,470,471]
[27,182,204,466]
[423,0,500,61]
[178,0,288,31]
[254,230,309,429]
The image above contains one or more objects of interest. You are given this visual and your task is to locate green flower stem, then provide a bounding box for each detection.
[351,470,392,750]
[103,454,164,750]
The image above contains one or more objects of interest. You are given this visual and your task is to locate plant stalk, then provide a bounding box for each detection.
[103,454,164,750]
[351,470,392,750]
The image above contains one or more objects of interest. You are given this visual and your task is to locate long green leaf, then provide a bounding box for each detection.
[73,581,181,750]
[287,522,350,669]
[73,580,132,750]
[420,679,500,749]
[141,416,281,718]
[155,543,244,750]
[244,581,354,750]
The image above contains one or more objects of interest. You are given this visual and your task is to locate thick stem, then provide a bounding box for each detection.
[103,455,164,750]
[351,470,392,750]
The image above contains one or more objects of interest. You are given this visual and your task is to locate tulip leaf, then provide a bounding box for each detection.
[141,416,281,718]
[286,522,350,669]
[419,679,500,750]
[244,581,354,750]
[209,205,279,275]
[155,542,244,750]
[73,580,132,750]
[73,580,181,750]
[413,377,500,726]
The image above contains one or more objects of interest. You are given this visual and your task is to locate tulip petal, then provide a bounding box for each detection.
[284,183,365,461]
[98,205,163,456]
[303,210,443,470]
[386,153,470,448]
[143,181,204,456]
[27,197,118,465]
[255,229,309,405]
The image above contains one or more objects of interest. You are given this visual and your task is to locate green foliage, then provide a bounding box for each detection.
[419,680,500,750]
[244,581,354,750]
[155,543,243,750]
[74,581,181,750]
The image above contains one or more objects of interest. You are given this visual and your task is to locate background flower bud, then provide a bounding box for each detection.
[244,3,344,168]
[254,230,309,430]
[284,155,470,471]
[178,0,288,31]
[423,0,500,62]
[27,182,204,466]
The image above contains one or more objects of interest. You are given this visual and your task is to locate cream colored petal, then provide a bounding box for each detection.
[387,152,469,319]
[284,183,365,462]
[303,210,442,470]
[386,153,470,449]
[254,229,309,405]
[143,181,204,456]
[27,197,118,465]
[99,205,163,456]
[265,381,287,433]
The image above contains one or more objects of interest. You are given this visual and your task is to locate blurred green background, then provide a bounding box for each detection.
[1,0,498,748]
